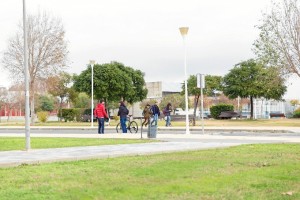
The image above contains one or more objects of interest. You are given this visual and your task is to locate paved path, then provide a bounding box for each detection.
[0,130,299,167]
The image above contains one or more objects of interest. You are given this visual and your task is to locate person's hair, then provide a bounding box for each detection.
[120,101,125,106]
[100,99,104,103]
[166,103,171,109]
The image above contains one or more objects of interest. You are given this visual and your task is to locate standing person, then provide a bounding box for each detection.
[163,102,172,127]
[94,100,109,134]
[151,101,160,126]
[118,101,129,133]
[142,103,153,127]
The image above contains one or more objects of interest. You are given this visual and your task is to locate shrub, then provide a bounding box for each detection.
[60,109,76,122]
[74,108,85,122]
[293,108,300,118]
[37,111,49,123]
[210,104,234,119]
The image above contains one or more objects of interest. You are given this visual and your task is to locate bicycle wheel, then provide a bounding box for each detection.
[116,122,122,133]
[128,121,138,133]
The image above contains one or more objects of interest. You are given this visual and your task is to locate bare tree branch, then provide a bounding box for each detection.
[1,11,68,123]
[254,0,300,77]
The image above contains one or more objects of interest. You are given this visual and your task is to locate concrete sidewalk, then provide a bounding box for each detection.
[0,132,299,167]
[1,125,300,133]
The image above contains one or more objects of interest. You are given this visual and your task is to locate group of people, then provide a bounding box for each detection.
[142,101,172,127]
[94,100,173,134]
[94,100,129,134]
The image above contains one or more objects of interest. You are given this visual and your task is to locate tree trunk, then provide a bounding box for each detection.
[250,96,253,120]
[30,99,35,125]
[59,96,63,122]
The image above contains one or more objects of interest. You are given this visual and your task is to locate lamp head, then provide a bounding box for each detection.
[89,60,95,65]
[179,27,189,37]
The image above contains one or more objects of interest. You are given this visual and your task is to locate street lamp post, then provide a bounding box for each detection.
[179,27,190,134]
[197,74,205,134]
[90,60,95,127]
[23,0,30,150]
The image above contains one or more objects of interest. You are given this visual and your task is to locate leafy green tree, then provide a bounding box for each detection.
[68,85,79,106]
[73,61,147,106]
[38,95,55,112]
[254,0,300,77]
[183,75,222,125]
[223,59,287,119]
[74,92,90,108]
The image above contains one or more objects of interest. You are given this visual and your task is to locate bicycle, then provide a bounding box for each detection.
[116,115,139,133]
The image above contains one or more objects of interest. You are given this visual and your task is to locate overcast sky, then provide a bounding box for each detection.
[0,0,299,99]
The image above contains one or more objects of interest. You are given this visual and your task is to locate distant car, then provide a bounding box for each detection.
[218,111,241,119]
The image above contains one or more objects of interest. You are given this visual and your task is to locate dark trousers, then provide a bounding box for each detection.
[120,117,127,133]
[97,118,105,134]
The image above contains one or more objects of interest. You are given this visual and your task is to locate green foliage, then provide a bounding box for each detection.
[38,95,55,112]
[293,108,300,118]
[184,74,223,97]
[73,61,147,104]
[36,111,49,123]
[223,60,286,100]
[60,108,83,122]
[74,92,90,108]
[223,59,287,118]
[210,104,234,119]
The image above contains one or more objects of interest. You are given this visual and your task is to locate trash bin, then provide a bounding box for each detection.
[147,124,157,138]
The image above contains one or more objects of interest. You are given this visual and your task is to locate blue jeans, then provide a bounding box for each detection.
[165,116,171,126]
[151,114,158,125]
[120,117,127,133]
[97,118,105,134]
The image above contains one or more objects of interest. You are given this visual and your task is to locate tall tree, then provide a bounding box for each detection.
[1,12,68,123]
[37,95,55,112]
[74,92,90,108]
[46,72,72,121]
[223,59,287,119]
[254,0,300,77]
[73,61,147,106]
[183,75,222,125]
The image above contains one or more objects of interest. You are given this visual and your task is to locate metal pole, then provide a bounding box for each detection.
[140,118,143,139]
[91,64,94,127]
[23,0,30,150]
[179,27,190,134]
[90,60,95,127]
[200,83,204,134]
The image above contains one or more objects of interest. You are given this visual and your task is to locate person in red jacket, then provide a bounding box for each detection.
[94,100,109,134]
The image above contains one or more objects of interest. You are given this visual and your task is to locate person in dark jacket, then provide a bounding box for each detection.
[163,102,172,127]
[117,101,129,133]
[151,101,160,126]
[94,100,109,134]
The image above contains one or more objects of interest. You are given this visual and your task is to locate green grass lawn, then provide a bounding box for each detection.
[0,144,299,200]
[0,137,154,151]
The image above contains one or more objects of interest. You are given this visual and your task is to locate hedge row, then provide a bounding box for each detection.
[210,104,234,119]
